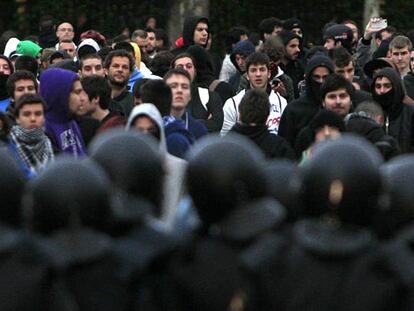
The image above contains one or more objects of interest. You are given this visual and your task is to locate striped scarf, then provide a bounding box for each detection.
[9,125,54,174]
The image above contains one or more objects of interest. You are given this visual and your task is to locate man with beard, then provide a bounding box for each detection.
[40,68,87,157]
[146,28,157,59]
[372,67,414,153]
[320,74,353,119]
[104,49,135,116]
[278,30,304,98]
[279,53,334,147]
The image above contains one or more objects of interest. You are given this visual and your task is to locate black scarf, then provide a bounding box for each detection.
[9,126,54,174]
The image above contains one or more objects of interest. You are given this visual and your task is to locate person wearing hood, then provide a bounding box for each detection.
[0,55,13,112]
[76,38,100,60]
[135,77,196,159]
[279,53,335,147]
[230,89,295,160]
[3,37,20,59]
[221,52,287,136]
[126,103,187,228]
[228,39,255,92]
[186,44,234,102]
[172,16,210,56]
[284,17,309,59]
[40,67,87,157]
[372,67,414,153]
[279,30,305,98]
[172,15,223,78]
[219,26,249,83]
[172,53,224,132]
[294,74,352,158]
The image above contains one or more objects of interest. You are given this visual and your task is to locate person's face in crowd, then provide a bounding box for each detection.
[155,38,166,50]
[56,22,74,42]
[59,42,77,59]
[0,59,11,75]
[133,115,159,136]
[324,38,336,50]
[334,61,355,83]
[165,73,191,111]
[286,38,301,60]
[312,66,330,83]
[193,22,209,46]
[374,76,393,95]
[174,57,196,82]
[322,88,352,118]
[264,26,282,40]
[239,33,249,41]
[247,63,270,89]
[381,30,393,41]
[78,88,96,116]
[68,80,87,116]
[13,79,37,102]
[344,23,358,44]
[136,36,148,51]
[390,46,410,74]
[235,54,247,72]
[146,17,156,29]
[105,56,131,87]
[146,31,156,54]
[410,51,414,71]
[80,58,105,77]
[51,57,64,65]
[315,125,341,142]
[291,27,303,38]
[16,103,45,129]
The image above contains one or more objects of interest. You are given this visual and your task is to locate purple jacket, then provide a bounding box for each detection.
[40,68,86,157]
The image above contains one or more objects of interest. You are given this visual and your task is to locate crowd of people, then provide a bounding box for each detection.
[0,12,414,310]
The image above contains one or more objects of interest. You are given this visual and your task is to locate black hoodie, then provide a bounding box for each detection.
[172,16,209,56]
[372,67,414,153]
[278,54,334,146]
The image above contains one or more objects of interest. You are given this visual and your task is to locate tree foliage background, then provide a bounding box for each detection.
[3,0,414,55]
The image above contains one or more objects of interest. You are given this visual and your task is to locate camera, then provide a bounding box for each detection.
[371,18,387,31]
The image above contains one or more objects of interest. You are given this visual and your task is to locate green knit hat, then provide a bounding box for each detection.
[16,40,42,58]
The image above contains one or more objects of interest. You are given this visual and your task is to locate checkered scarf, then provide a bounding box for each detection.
[9,125,54,173]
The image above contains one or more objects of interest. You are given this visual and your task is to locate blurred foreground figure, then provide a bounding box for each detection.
[252,135,403,311]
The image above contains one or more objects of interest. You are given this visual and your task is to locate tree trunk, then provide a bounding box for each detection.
[363,0,384,26]
[167,0,210,48]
